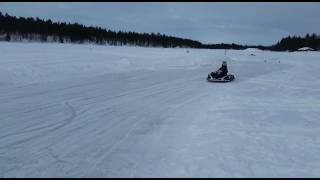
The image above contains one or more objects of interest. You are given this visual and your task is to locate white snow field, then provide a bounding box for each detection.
[1,42,320,177]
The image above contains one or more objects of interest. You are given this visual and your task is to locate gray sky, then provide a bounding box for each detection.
[1,2,319,45]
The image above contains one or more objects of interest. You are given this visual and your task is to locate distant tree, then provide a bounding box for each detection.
[59,35,64,43]
[41,34,47,42]
[53,35,57,42]
[5,33,10,41]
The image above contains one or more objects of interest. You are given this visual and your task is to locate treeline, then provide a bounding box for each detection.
[205,34,320,52]
[270,34,320,51]
[0,11,269,50]
[0,11,319,51]
[201,43,268,50]
[0,11,202,48]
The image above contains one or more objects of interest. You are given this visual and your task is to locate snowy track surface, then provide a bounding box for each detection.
[1,42,320,177]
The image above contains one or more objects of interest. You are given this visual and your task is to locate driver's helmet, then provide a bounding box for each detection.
[222,61,227,66]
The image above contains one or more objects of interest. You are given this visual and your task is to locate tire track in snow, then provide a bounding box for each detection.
[0,102,78,149]
[84,75,212,176]
[74,75,206,113]
[52,74,205,141]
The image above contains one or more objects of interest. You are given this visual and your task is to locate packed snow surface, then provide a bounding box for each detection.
[1,42,320,177]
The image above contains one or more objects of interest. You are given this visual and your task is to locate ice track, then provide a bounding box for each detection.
[1,42,320,177]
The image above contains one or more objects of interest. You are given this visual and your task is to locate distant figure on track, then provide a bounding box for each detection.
[207,61,234,83]
[210,61,228,79]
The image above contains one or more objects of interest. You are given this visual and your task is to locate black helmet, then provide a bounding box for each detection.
[222,61,227,66]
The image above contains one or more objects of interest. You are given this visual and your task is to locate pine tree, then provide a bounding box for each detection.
[59,35,64,43]
[5,33,10,41]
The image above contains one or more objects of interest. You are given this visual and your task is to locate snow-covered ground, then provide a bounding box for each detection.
[0,42,320,177]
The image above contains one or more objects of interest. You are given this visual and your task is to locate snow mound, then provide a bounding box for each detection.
[298,47,314,51]
[243,48,263,52]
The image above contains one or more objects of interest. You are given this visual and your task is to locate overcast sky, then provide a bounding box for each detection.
[1,2,319,45]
